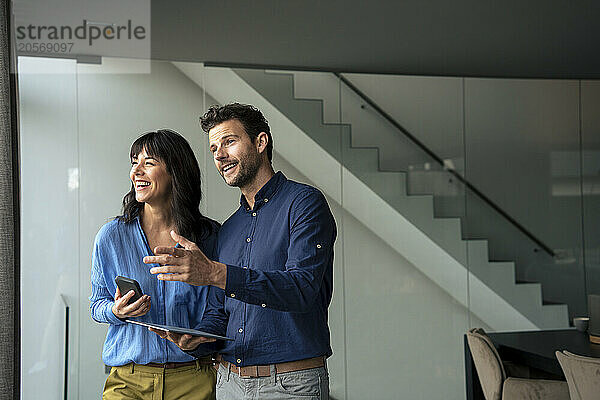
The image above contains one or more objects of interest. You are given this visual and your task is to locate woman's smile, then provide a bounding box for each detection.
[130,149,171,205]
[135,180,151,191]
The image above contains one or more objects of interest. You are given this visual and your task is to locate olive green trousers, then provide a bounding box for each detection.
[103,359,216,400]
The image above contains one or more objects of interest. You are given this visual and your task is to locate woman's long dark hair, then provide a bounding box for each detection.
[119,129,215,243]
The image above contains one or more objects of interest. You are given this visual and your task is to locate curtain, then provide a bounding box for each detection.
[0,0,19,398]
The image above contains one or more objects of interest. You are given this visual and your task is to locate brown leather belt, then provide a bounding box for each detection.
[218,356,325,378]
[144,359,213,369]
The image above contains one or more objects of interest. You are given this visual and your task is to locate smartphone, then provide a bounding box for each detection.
[114,276,143,304]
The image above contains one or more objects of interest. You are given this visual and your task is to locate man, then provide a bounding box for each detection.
[145,103,336,399]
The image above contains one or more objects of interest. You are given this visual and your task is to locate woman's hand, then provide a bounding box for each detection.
[112,287,151,319]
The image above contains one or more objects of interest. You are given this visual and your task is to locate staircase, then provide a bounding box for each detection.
[175,63,569,330]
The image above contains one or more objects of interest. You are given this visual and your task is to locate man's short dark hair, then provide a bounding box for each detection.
[200,103,273,162]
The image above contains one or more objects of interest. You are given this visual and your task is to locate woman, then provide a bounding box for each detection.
[89,129,219,400]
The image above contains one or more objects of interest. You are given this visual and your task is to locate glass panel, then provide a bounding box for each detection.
[18,56,80,400]
[464,78,581,329]
[582,81,600,304]
[339,74,469,399]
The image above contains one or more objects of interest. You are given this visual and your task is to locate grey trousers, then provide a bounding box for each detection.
[215,363,329,400]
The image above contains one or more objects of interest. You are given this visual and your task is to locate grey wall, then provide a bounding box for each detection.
[463,78,586,317]
[150,0,600,79]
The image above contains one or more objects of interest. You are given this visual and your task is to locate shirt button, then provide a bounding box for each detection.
[230,293,236,298]
[246,237,252,242]
[264,198,268,203]
[237,359,242,364]
[316,244,322,249]
[252,212,257,216]
[238,328,243,333]
[261,303,266,308]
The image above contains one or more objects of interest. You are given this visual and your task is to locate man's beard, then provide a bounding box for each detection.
[222,151,261,188]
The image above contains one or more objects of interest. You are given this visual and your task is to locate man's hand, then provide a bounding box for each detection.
[112,287,151,319]
[144,231,227,289]
[148,328,216,351]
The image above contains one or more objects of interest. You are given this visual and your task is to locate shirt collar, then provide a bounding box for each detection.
[240,171,286,211]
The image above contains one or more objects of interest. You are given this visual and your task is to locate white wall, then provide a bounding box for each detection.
[19,57,487,399]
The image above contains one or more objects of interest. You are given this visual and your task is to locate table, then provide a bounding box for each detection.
[464,329,600,400]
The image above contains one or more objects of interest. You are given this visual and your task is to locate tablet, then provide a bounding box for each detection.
[126,319,233,341]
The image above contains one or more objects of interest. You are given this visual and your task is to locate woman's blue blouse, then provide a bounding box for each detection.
[89,217,219,366]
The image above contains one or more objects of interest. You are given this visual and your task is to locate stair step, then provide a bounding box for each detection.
[431,218,463,246]
[516,280,537,285]
[473,261,515,289]
[513,282,543,311]
[542,300,563,306]
[267,70,342,124]
[539,303,570,329]
[363,172,407,203]
[342,146,380,174]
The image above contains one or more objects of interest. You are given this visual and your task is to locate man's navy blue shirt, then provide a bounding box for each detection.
[197,171,337,366]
